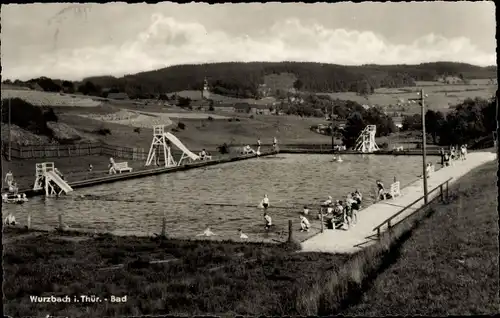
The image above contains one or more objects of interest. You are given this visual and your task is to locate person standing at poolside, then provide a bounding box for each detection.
[272,137,278,152]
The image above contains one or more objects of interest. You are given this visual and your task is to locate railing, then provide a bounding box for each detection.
[372,177,452,239]
[1,141,146,160]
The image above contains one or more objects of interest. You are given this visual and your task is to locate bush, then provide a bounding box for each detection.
[380,142,389,150]
[208,116,214,121]
[43,107,58,122]
[171,128,179,133]
[94,128,111,136]
[217,143,230,154]
[133,127,141,134]
[235,118,240,122]
[209,105,215,111]
[177,122,186,130]
[228,118,233,122]
[249,115,254,119]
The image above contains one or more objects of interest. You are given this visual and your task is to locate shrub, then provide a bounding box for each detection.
[249,115,254,119]
[94,128,111,136]
[133,127,141,134]
[380,142,389,150]
[43,107,58,122]
[228,118,233,122]
[177,122,186,130]
[208,116,214,121]
[171,128,179,133]
[209,105,215,111]
[217,143,230,154]
[235,118,240,122]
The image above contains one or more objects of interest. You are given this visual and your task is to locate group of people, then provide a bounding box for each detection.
[440,145,467,167]
[199,149,212,160]
[319,190,363,230]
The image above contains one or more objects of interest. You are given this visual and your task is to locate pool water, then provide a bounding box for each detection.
[2,154,440,242]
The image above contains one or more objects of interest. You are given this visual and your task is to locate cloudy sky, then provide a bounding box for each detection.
[1,2,496,81]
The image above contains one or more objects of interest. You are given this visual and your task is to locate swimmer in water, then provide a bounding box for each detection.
[303,205,309,216]
[238,229,249,239]
[196,227,216,237]
[4,213,16,226]
[261,194,270,211]
[264,212,273,230]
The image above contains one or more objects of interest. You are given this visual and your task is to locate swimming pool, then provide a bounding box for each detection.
[2,154,440,242]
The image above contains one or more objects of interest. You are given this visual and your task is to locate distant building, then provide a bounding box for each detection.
[234,103,251,113]
[392,116,403,129]
[107,92,129,100]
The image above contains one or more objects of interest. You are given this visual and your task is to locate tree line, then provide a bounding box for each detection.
[401,96,497,147]
[3,62,495,100]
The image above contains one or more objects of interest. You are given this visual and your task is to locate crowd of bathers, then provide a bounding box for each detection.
[316,190,363,231]
[440,145,467,166]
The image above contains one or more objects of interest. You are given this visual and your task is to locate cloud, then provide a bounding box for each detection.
[3,15,496,81]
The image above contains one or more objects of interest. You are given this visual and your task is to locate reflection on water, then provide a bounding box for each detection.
[2,154,438,240]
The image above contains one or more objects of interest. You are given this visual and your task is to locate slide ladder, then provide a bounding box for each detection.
[33,162,73,197]
[354,125,380,153]
[145,125,200,168]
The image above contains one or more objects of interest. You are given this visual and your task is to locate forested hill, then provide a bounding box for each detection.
[4,62,496,100]
[83,62,496,98]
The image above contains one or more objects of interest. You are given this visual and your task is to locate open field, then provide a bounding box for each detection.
[321,81,496,114]
[342,161,499,316]
[2,89,102,107]
[2,228,348,317]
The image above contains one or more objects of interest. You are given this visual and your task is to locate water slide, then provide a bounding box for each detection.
[163,132,200,160]
[46,171,74,194]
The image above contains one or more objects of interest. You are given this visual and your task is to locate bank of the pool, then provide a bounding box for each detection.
[280,148,442,155]
[19,151,276,198]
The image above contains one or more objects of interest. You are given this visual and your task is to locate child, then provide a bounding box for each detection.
[88,164,93,172]
[196,227,216,237]
[303,205,309,216]
[238,229,248,239]
[300,215,310,232]
[4,213,16,226]
[261,194,270,211]
[264,212,273,230]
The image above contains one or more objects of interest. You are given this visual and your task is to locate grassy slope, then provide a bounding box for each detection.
[3,230,348,317]
[342,161,499,316]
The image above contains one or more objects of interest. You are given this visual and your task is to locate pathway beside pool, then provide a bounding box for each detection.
[300,150,497,254]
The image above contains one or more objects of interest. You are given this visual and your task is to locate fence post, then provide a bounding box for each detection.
[440,184,444,202]
[320,212,324,233]
[445,180,449,201]
[58,214,63,230]
[161,214,166,238]
[27,212,31,229]
[376,227,381,239]
[287,220,293,242]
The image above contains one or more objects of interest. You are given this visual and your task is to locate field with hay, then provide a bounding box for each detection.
[1,89,102,107]
[321,80,496,114]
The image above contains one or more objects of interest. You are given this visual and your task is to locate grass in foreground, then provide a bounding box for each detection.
[3,229,348,317]
[341,161,499,316]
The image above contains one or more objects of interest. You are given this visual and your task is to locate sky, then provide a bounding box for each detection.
[1,2,496,81]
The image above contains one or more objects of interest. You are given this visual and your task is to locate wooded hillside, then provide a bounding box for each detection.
[3,62,496,100]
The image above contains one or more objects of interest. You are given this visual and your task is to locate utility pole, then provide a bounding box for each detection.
[409,89,428,203]
[8,98,11,161]
[331,105,335,151]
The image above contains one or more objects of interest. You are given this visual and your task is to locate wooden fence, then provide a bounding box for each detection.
[1,141,147,160]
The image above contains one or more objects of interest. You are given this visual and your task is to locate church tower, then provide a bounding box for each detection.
[202,77,210,100]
